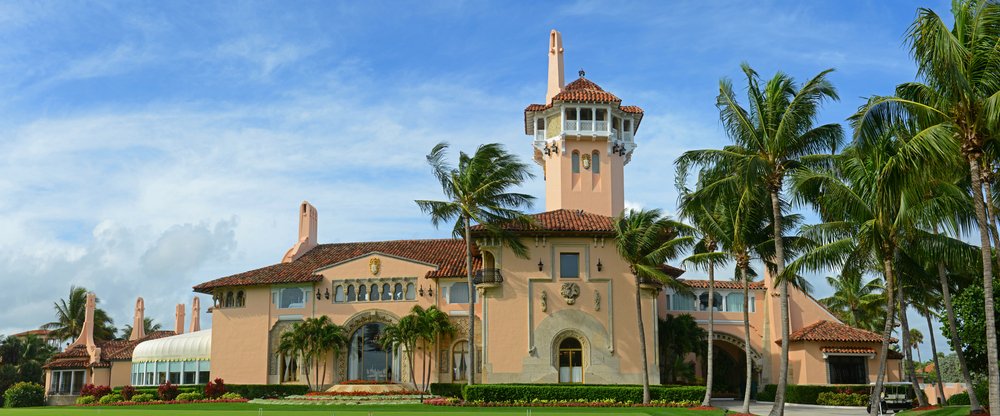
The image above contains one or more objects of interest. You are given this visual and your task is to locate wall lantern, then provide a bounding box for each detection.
[428,287,434,297]
[597,259,603,272]
[324,288,330,300]
[544,147,551,156]
[550,143,559,155]
[316,290,322,300]
[419,285,425,297]
[538,259,544,271]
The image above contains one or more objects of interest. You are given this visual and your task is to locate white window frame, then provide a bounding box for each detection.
[274,286,308,309]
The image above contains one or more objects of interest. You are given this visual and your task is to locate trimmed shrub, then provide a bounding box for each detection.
[430,383,464,398]
[219,392,244,400]
[947,392,970,405]
[75,396,97,405]
[175,392,204,402]
[757,384,776,402]
[756,384,869,405]
[817,391,868,406]
[131,393,154,403]
[157,382,179,401]
[225,384,309,399]
[204,378,226,399]
[3,382,44,408]
[98,393,123,405]
[80,384,113,399]
[119,385,136,401]
[113,385,199,396]
[461,384,705,403]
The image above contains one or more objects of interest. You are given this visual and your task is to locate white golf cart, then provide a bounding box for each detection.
[867,382,916,415]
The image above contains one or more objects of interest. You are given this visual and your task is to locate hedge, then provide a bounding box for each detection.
[430,383,465,398]
[756,384,870,405]
[461,384,705,403]
[113,385,200,396]
[112,384,306,400]
[816,391,868,407]
[3,382,44,408]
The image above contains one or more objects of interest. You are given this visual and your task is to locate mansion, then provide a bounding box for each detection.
[43,30,901,402]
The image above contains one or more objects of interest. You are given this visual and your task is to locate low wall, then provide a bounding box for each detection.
[46,394,78,406]
[923,382,967,405]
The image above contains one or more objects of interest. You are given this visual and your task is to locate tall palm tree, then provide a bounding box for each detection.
[677,64,843,416]
[819,274,885,332]
[411,305,453,391]
[380,314,422,388]
[854,2,1000,411]
[909,329,925,364]
[275,316,346,390]
[613,209,693,404]
[275,326,307,387]
[42,286,116,343]
[121,318,162,340]
[415,142,535,386]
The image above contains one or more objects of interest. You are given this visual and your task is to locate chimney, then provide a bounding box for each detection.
[129,297,146,341]
[189,297,201,333]
[281,201,319,263]
[175,304,185,335]
[545,29,565,104]
[68,292,101,365]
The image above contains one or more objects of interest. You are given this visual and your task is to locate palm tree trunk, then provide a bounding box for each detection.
[635,274,651,404]
[897,283,928,407]
[741,265,753,415]
[408,342,417,389]
[868,258,897,416]
[702,260,715,406]
[464,215,475,386]
[969,160,1000,415]
[937,258,983,411]
[768,189,788,416]
[926,313,945,406]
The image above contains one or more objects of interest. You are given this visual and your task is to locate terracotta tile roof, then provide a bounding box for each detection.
[680,280,766,290]
[620,105,644,114]
[12,329,51,338]
[525,104,549,112]
[43,331,175,369]
[471,209,615,236]
[821,346,875,355]
[194,239,478,293]
[888,349,904,360]
[551,77,621,103]
[786,320,897,344]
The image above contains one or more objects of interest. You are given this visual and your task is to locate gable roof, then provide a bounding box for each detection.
[43,331,175,369]
[785,320,897,344]
[193,239,477,293]
[471,209,615,236]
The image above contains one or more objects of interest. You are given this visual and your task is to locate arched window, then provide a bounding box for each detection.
[452,341,469,381]
[558,338,583,383]
[358,285,367,302]
[235,291,245,307]
[572,151,580,173]
[405,283,416,300]
[394,283,404,300]
[279,287,305,309]
[381,284,392,301]
[346,285,356,302]
[725,293,744,312]
[592,151,600,174]
[370,284,379,302]
[334,286,345,303]
[224,291,234,308]
[699,292,723,311]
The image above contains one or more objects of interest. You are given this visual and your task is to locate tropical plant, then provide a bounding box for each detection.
[909,329,925,364]
[658,313,706,384]
[413,306,454,391]
[379,314,421,389]
[819,274,885,332]
[415,142,535,386]
[677,63,843,416]
[41,286,116,342]
[120,318,162,341]
[853,1,1000,411]
[613,208,693,404]
[275,316,347,391]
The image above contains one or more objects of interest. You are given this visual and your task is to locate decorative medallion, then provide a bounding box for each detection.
[581,153,591,170]
[560,282,580,305]
[369,257,381,276]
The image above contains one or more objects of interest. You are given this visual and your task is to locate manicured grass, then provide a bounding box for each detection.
[0,403,728,415]
[897,406,971,416]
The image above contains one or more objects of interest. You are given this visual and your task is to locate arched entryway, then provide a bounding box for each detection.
[557,337,584,383]
[704,332,761,398]
[347,322,395,382]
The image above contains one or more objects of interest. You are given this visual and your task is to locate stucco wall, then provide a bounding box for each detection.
[210,287,272,384]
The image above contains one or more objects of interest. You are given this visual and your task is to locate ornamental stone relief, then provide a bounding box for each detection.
[560,282,580,305]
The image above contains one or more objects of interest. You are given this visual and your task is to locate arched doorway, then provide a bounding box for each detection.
[705,333,761,398]
[347,322,395,382]
[557,337,583,383]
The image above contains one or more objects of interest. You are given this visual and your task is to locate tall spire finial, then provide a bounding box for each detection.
[545,29,565,104]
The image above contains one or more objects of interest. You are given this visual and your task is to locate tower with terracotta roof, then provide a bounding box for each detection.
[524,30,643,217]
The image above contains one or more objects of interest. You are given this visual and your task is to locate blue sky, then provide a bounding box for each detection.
[0,1,952,357]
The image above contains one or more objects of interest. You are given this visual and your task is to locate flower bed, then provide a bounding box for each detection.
[304,390,426,397]
[338,380,398,385]
[76,398,248,407]
[423,398,701,408]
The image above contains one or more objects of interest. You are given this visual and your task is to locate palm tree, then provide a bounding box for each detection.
[854,2,1000,411]
[613,209,693,404]
[677,64,843,416]
[275,326,307,387]
[658,314,706,384]
[121,318,162,340]
[313,316,347,388]
[415,142,535,386]
[411,305,454,391]
[42,286,116,343]
[379,314,421,388]
[275,316,346,390]
[909,329,924,364]
[819,274,885,332]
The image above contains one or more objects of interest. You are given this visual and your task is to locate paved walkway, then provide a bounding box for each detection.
[711,399,868,415]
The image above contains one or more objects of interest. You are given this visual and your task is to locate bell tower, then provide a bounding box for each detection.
[523,30,644,217]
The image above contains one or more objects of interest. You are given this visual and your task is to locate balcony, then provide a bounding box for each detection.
[535,130,546,141]
[563,119,611,136]
[473,269,504,287]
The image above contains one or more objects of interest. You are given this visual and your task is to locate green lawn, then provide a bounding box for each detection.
[1,403,728,415]
[897,406,970,416]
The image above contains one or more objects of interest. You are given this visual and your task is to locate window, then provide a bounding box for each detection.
[235,291,245,307]
[394,283,404,300]
[828,355,867,384]
[624,119,632,132]
[449,282,470,304]
[595,108,606,121]
[346,285,356,302]
[572,151,580,173]
[536,118,545,132]
[453,341,470,381]
[558,338,583,383]
[565,107,577,120]
[592,151,600,174]
[560,253,580,278]
[50,370,86,394]
[671,293,696,311]
[358,285,368,302]
[224,291,234,308]
[278,287,306,309]
[370,284,379,301]
[334,285,345,303]
[281,353,299,382]
[699,292,723,311]
[580,108,593,121]
[382,284,392,301]
[405,283,416,300]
